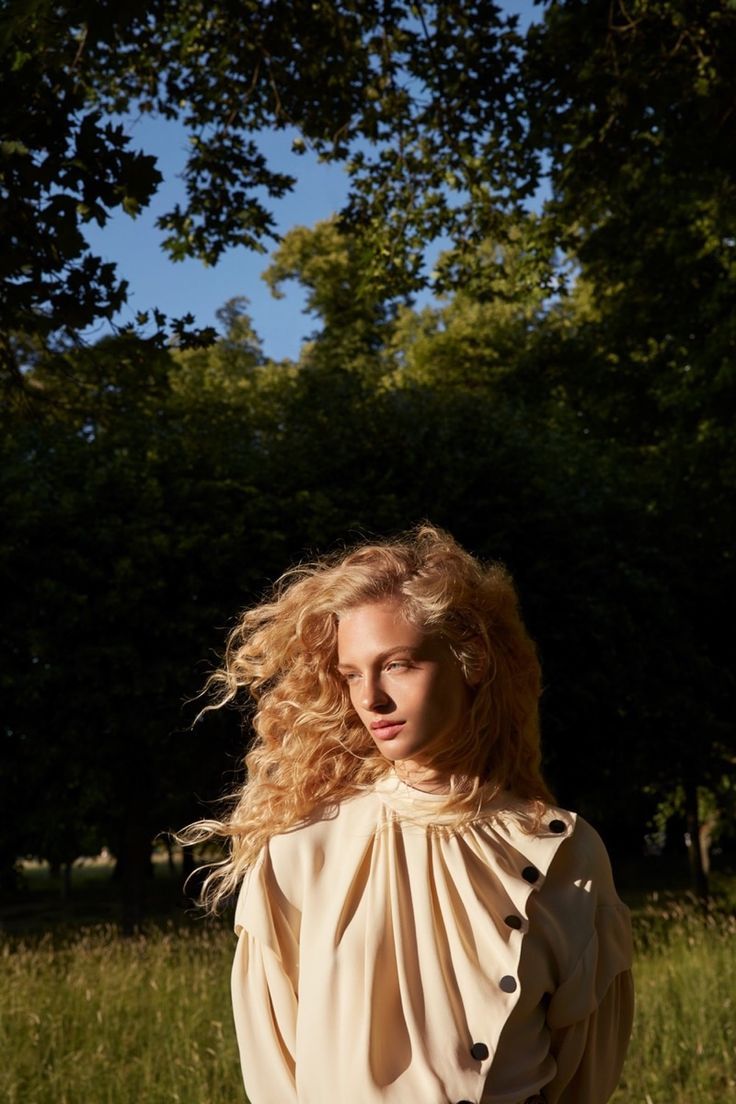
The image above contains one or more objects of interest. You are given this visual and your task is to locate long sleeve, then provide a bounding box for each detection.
[543,902,635,1104]
[231,850,301,1104]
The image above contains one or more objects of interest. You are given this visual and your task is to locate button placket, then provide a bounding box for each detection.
[497,850,551,1009]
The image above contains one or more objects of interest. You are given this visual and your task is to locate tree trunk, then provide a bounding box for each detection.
[116,819,153,934]
[181,846,195,883]
[684,777,709,899]
[699,810,717,877]
[61,860,72,901]
[0,856,20,893]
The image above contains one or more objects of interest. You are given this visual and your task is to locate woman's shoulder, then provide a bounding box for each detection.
[556,813,622,896]
[528,807,628,919]
[252,785,381,904]
[270,784,378,846]
[492,794,625,903]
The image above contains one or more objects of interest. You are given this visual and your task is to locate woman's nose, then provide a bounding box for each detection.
[361,675,388,710]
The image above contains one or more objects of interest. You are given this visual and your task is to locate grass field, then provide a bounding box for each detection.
[611,895,736,1104]
[1,918,238,1104]
[1,879,735,1104]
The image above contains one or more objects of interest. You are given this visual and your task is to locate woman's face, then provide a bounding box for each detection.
[336,597,471,780]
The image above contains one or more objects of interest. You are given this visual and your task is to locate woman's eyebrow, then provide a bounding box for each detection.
[337,645,420,670]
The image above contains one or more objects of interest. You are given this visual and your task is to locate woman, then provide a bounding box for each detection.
[187,525,634,1104]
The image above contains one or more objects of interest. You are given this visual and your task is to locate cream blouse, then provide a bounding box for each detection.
[231,774,634,1104]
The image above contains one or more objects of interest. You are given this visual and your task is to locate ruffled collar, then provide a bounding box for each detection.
[373,769,531,826]
[372,770,577,869]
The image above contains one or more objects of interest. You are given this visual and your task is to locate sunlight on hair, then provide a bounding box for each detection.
[178,524,553,911]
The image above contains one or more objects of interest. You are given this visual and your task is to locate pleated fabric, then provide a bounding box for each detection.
[232,774,634,1104]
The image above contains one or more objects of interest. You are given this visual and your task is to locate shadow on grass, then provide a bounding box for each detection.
[0,856,223,937]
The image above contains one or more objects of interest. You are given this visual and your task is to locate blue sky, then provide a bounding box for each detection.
[84,1,541,361]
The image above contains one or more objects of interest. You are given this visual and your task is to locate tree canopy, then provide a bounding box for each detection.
[1,0,537,386]
[3,2,735,378]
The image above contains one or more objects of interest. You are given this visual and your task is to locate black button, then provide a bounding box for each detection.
[549,819,566,833]
[499,975,518,993]
[504,914,522,929]
[470,1042,489,1060]
[522,865,540,883]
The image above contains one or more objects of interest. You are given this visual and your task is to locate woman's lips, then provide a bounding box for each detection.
[370,721,406,740]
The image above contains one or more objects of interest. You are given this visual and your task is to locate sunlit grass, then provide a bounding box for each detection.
[0,919,241,1104]
[611,896,736,1104]
[1,894,735,1104]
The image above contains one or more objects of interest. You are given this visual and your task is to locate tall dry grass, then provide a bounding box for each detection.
[1,920,240,1104]
[611,896,736,1104]
[1,896,734,1103]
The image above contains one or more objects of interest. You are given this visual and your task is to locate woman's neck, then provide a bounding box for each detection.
[392,763,452,794]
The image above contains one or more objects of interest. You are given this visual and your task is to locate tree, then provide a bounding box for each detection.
[524,0,736,892]
[524,0,736,431]
[1,327,281,925]
[263,219,397,372]
[1,0,533,389]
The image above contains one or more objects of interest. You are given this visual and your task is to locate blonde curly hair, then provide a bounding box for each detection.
[181,523,553,911]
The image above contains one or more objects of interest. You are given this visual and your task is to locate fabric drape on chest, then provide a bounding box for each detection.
[232,777,633,1104]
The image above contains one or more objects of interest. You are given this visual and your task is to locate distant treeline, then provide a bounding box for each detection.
[4,226,734,923]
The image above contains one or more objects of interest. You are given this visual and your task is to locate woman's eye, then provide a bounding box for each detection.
[386,661,410,671]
